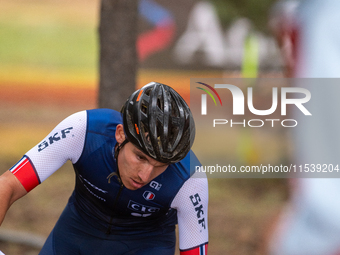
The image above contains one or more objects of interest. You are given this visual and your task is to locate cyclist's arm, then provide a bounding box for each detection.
[0,170,27,225]
[0,111,87,224]
[171,172,209,254]
[9,111,87,192]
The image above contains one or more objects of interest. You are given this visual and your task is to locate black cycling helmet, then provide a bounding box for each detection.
[121,82,195,164]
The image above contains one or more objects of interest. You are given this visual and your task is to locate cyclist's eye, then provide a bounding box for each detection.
[136,154,144,161]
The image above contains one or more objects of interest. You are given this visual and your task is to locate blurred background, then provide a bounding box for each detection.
[0,0,290,254]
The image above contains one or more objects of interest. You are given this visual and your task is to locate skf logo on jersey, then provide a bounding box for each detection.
[149,180,162,191]
[38,127,73,152]
[143,191,155,201]
[190,193,206,230]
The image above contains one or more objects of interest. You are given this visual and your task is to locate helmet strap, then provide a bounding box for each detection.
[107,139,129,184]
[114,138,129,159]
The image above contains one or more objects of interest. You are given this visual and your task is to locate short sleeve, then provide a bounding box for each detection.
[171,171,209,251]
[10,111,87,191]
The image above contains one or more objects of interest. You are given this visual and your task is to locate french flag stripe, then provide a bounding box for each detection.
[180,243,208,255]
[10,156,40,192]
[10,157,28,174]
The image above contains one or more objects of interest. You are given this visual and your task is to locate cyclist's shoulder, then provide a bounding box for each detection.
[86,108,122,122]
[85,108,122,135]
[167,150,202,181]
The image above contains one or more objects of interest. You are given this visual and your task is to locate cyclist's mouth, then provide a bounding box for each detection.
[130,178,144,189]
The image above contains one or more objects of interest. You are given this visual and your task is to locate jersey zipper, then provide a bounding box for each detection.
[106,182,124,235]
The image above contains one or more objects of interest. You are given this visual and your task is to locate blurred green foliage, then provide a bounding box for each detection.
[0,22,97,70]
[209,0,276,33]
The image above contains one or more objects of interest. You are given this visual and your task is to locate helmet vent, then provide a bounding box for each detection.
[141,100,148,115]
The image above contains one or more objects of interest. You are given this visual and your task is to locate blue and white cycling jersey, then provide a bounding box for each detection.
[10,109,209,254]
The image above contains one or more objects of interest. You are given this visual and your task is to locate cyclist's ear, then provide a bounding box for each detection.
[115,124,126,144]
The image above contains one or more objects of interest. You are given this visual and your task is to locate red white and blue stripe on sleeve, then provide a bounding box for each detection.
[9,111,87,192]
[10,155,40,192]
[180,243,208,255]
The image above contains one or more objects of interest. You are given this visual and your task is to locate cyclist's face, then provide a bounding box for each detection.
[115,124,169,190]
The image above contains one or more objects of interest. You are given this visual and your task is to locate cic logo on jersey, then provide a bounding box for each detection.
[196,82,312,128]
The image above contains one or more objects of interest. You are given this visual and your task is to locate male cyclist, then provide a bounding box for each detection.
[0,82,208,255]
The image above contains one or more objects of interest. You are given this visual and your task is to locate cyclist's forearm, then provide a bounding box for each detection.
[0,177,13,225]
[0,190,11,226]
[0,171,27,226]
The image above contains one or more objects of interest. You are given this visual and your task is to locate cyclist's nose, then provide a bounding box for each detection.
[137,164,154,183]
